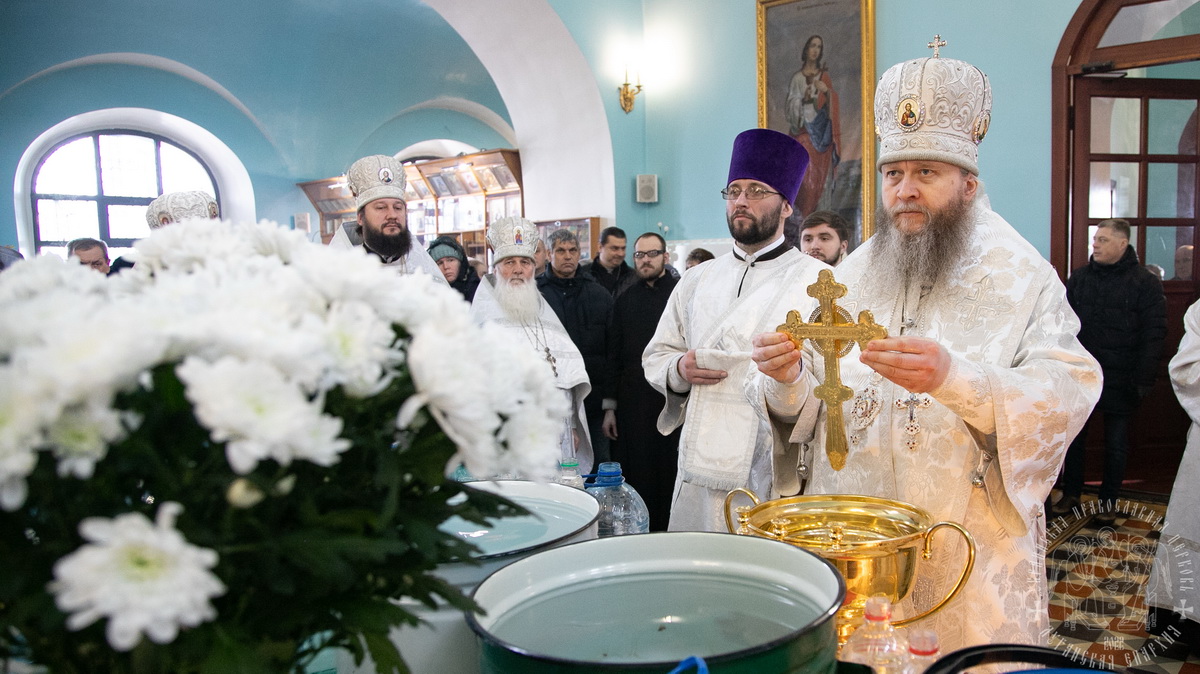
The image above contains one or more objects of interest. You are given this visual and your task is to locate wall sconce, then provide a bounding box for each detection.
[618,67,642,114]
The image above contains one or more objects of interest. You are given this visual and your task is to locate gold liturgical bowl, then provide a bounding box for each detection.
[724,490,975,645]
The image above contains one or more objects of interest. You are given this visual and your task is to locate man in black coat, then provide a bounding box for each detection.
[601,232,681,531]
[582,226,638,298]
[1057,218,1166,523]
[538,228,614,464]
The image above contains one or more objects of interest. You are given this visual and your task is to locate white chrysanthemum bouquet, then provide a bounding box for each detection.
[0,220,565,673]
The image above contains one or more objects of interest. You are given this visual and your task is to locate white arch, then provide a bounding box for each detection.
[423,0,615,226]
[397,96,518,147]
[14,108,256,257]
[396,139,480,162]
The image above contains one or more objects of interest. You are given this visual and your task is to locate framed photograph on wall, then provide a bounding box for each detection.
[758,0,876,241]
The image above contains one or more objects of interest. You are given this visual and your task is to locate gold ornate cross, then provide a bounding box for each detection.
[777,269,887,470]
[927,34,947,58]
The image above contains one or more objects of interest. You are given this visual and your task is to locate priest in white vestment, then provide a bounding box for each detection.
[471,216,593,474]
[327,154,446,281]
[749,51,1102,653]
[643,128,826,532]
[1146,298,1200,653]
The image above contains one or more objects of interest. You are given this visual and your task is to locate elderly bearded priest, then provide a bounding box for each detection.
[471,217,593,474]
[643,128,826,532]
[749,50,1102,651]
[329,154,446,281]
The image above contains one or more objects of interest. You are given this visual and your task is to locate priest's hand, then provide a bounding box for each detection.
[602,409,619,440]
[860,336,950,393]
[678,349,727,386]
[751,332,803,383]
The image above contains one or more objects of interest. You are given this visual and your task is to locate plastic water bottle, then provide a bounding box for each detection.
[585,462,650,536]
[839,595,909,674]
[558,458,585,489]
[902,628,940,674]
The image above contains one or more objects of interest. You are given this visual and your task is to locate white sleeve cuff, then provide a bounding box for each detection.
[930,356,996,435]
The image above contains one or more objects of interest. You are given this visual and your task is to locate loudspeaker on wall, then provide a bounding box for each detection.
[636,174,658,203]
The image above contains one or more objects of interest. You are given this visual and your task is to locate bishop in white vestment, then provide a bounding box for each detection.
[644,128,825,532]
[472,217,593,474]
[750,52,1102,653]
[328,154,447,281]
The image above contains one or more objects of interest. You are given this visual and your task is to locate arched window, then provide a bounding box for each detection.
[31,131,217,260]
[14,107,256,259]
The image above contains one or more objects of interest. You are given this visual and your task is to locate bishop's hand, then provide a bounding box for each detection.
[860,336,950,393]
[751,332,803,384]
[677,349,728,386]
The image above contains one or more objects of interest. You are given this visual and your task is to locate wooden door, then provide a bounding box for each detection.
[1069,76,1200,495]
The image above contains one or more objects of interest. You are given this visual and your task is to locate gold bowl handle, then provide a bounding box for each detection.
[723,488,761,534]
[893,520,976,628]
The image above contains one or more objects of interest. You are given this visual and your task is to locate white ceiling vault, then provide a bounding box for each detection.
[423,0,616,225]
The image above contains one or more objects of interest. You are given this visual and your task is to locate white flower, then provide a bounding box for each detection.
[9,310,168,414]
[128,219,254,275]
[176,356,350,474]
[476,323,564,480]
[225,478,265,508]
[138,263,329,390]
[47,400,128,479]
[404,320,501,462]
[318,300,403,397]
[50,502,226,651]
[0,253,108,307]
[0,372,47,511]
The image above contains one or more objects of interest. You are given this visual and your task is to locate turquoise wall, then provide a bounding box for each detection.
[545,0,648,242]
[875,1,1080,256]
[1,0,1092,259]
[548,0,1079,256]
[0,0,509,248]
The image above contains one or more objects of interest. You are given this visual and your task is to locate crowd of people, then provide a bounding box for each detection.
[7,46,1199,658]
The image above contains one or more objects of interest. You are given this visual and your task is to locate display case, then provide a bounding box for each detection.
[296,178,357,245]
[534,217,600,261]
[298,149,522,259]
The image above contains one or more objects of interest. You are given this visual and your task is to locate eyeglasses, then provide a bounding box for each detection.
[721,185,782,201]
[633,250,665,260]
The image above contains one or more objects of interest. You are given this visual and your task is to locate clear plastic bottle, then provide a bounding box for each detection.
[903,628,940,674]
[558,458,585,489]
[839,595,910,674]
[584,461,650,536]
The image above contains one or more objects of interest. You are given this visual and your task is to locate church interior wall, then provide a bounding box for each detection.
[352,109,510,166]
[3,0,1089,261]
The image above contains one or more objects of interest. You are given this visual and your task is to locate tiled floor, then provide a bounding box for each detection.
[1045,495,1200,674]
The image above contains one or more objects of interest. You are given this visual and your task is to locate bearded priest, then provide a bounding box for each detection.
[643,128,826,532]
[329,154,446,281]
[472,216,592,474]
[749,48,1102,652]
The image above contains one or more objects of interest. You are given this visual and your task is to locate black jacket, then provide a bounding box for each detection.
[582,257,638,298]
[1066,245,1167,414]
[427,235,480,302]
[606,272,680,405]
[537,273,613,406]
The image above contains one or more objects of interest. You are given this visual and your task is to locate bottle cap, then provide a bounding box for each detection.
[863,594,893,621]
[561,458,579,468]
[908,628,939,656]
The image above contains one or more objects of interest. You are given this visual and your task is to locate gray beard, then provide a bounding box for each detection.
[867,194,975,301]
[495,276,542,323]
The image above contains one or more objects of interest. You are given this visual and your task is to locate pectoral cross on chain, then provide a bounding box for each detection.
[777,269,887,471]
